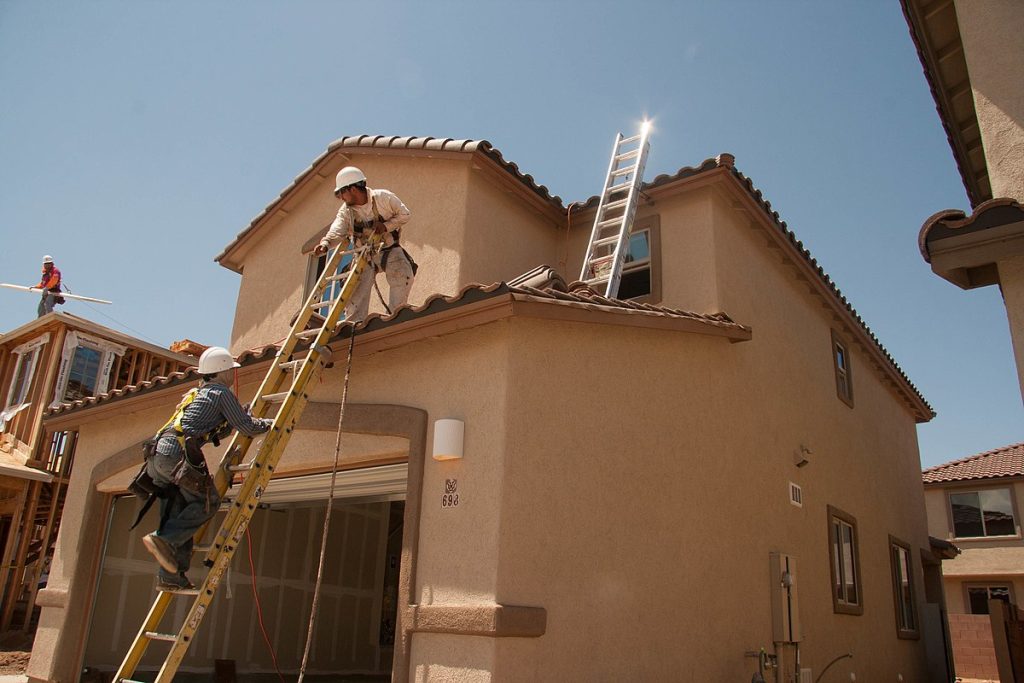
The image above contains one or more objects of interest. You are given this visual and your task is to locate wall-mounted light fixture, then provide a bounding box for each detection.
[793,445,812,468]
[432,419,464,461]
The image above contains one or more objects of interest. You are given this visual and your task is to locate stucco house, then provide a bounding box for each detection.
[26,135,948,682]
[902,0,1024,400]
[0,313,194,633]
[923,442,1024,679]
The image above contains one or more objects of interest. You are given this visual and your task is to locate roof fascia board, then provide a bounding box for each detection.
[720,174,933,421]
[509,295,752,342]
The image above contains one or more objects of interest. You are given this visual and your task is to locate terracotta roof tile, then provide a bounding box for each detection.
[917,197,1024,262]
[45,276,749,418]
[923,442,1024,484]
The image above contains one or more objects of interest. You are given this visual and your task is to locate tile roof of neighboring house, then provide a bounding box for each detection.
[214,138,929,419]
[45,275,750,417]
[918,197,1024,262]
[923,443,1024,484]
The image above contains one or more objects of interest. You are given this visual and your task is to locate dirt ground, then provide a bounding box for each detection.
[0,631,31,675]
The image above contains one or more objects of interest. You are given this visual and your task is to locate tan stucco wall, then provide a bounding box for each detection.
[955,0,1024,202]
[997,253,1024,402]
[459,166,561,286]
[484,309,930,681]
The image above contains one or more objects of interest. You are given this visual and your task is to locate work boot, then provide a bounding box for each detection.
[143,533,178,574]
[156,573,197,593]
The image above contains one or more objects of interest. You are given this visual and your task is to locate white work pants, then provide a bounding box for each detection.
[345,247,415,322]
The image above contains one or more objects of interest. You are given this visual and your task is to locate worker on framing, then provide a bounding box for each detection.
[313,166,416,321]
[141,347,272,591]
[36,255,64,317]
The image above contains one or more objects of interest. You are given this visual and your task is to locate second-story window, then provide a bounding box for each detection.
[949,488,1017,538]
[63,345,103,402]
[831,330,854,407]
[2,334,49,427]
[606,215,661,303]
[889,537,918,638]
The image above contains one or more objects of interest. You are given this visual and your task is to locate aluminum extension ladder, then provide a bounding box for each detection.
[579,122,652,298]
[114,235,382,683]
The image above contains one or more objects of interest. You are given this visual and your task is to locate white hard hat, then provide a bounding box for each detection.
[334,166,367,194]
[42,255,54,264]
[197,346,240,375]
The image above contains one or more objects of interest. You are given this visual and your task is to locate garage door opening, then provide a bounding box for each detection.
[84,464,407,682]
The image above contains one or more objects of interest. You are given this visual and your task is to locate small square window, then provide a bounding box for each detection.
[889,536,919,638]
[831,330,854,407]
[827,505,863,615]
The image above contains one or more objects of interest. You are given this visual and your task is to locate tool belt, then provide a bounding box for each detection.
[380,240,419,275]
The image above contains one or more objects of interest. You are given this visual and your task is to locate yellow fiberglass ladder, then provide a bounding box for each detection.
[114,234,382,683]
[579,121,652,298]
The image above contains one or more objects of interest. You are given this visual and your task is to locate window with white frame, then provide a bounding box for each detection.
[889,536,918,638]
[51,331,125,407]
[589,215,661,303]
[4,334,49,410]
[828,505,863,615]
[949,488,1018,538]
[966,584,1012,615]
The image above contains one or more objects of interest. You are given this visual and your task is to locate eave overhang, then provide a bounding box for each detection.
[901,0,991,206]
[918,198,1024,289]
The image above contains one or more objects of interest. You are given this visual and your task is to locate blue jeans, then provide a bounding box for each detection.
[147,437,219,580]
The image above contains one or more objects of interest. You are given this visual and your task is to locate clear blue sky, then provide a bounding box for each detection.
[1,1,1020,469]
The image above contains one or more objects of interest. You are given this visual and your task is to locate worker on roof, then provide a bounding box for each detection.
[313,166,417,321]
[141,347,272,592]
[35,255,63,317]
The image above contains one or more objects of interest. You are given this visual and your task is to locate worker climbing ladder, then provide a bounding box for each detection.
[114,234,383,683]
[580,121,652,298]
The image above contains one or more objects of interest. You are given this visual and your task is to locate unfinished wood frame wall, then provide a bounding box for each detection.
[0,323,191,634]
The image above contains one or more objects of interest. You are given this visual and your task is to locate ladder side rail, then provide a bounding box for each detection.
[112,592,174,681]
[210,245,354,494]
[204,240,378,568]
[115,243,372,682]
[603,134,651,297]
[155,252,377,682]
[580,133,625,282]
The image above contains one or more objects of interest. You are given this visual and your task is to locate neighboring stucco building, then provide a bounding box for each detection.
[923,442,1024,679]
[902,0,1024,401]
[0,313,194,633]
[28,136,946,682]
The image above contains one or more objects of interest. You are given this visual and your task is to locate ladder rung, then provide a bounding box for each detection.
[120,679,148,682]
[228,462,252,472]
[592,236,620,248]
[601,198,628,212]
[261,391,290,403]
[620,134,641,144]
[615,150,639,162]
[310,299,334,310]
[597,217,623,229]
[325,272,350,283]
[144,631,180,642]
[610,166,636,177]
[296,329,320,341]
[278,359,302,372]
[607,182,631,194]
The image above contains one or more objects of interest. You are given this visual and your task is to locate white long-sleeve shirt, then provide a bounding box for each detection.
[320,187,411,249]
